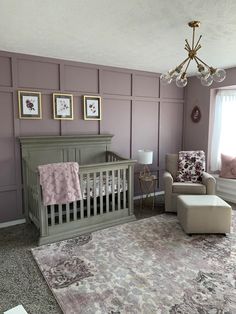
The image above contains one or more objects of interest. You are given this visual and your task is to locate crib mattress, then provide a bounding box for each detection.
[81,174,127,199]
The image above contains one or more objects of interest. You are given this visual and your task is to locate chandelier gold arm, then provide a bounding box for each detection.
[183,58,191,73]
[195,45,202,53]
[170,57,189,74]
[193,56,200,66]
[194,35,202,50]
[193,57,205,72]
[195,55,211,69]
[192,26,196,49]
[185,39,191,51]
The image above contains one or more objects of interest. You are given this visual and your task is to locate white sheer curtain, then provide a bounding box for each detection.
[210,90,236,171]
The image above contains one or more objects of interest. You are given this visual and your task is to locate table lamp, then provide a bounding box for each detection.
[138,149,153,178]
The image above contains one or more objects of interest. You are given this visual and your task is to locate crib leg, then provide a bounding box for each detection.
[39,204,48,237]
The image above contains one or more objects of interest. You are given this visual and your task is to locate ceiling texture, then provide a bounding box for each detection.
[1,0,236,74]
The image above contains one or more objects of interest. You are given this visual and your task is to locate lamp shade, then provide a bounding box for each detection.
[137,149,153,165]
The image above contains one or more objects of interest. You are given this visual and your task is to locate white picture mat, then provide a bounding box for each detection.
[87,99,99,117]
[56,98,71,116]
[22,95,39,115]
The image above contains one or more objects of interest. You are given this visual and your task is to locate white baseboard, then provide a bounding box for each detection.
[133,191,164,200]
[0,218,26,229]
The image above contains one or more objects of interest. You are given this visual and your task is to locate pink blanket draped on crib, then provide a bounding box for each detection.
[38,162,82,206]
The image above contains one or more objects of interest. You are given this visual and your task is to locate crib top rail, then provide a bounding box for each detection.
[19,134,114,146]
[20,134,136,173]
[24,155,136,175]
[20,134,113,170]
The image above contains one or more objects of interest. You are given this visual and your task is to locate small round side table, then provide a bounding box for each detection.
[139,174,158,210]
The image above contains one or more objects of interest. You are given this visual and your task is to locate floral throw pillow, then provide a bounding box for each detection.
[176,151,205,183]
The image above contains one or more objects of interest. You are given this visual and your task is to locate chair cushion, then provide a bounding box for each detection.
[176,150,205,183]
[220,153,236,179]
[172,182,206,194]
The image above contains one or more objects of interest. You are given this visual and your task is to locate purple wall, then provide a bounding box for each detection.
[183,67,236,167]
[0,50,184,223]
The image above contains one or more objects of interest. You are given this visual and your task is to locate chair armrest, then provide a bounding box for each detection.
[163,171,174,212]
[163,171,174,194]
[202,172,216,195]
[163,171,174,186]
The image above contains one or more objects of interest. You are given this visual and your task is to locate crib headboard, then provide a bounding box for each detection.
[19,134,113,170]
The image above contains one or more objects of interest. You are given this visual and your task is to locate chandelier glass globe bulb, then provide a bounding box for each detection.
[160,73,172,85]
[212,68,226,82]
[201,75,213,86]
[176,74,187,88]
[169,68,181,79]
[196,67,210,80]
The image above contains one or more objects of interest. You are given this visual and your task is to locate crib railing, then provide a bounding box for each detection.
[23,157,136,244]
[106,151,126,162]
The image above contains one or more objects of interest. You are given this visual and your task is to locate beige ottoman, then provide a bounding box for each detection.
[177,195,232,234]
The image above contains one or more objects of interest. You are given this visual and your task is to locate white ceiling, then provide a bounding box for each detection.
[1,0,236,74]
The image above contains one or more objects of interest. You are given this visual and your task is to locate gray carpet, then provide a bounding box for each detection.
[0,198,164,313]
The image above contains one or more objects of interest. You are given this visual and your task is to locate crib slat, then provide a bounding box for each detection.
[106,170,109,212]
[58,204,62,224]
[87,173,91,218]
[117,169,121,211]
[51,205,55,226]
[123,169,126,209]
[73,201,77,221]
[112,169,115,212]
[66,203,70,222]
[93,172,97,216]
[99,171,103,214]
[80,174,84,220]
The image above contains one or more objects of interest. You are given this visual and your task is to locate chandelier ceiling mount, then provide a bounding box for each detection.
[160,21,226,88]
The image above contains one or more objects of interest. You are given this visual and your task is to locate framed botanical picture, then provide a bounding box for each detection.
[83,95,101,120]
[53,93,73,120]
[18,91,42,119]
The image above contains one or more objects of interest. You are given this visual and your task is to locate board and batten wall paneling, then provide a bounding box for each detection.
[160,81,184,100]
[0,190,18,222]
[18,59,60,90]
[102,70,132,96]
[64,65,99,93]
[159,101,184,189]
[134,74,159,98]
[0,50,184,223]
[0,90,18,222]
[132,100,159,196]
[100,99,131,158]
[0,92,15,186]
[0,56,12,87]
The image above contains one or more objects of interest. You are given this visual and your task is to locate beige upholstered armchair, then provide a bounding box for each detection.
[163,154,216,212]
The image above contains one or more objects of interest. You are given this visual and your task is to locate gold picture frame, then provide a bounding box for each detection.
[53,93,74,120]
[18,91,42,119]
[83,95,101,120]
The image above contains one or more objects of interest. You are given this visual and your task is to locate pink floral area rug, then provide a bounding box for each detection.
[31,213,236,313]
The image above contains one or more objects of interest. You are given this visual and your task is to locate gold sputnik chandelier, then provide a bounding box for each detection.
[160,21,226,88]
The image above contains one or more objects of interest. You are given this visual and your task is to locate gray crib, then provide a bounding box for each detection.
[19,134,136,245]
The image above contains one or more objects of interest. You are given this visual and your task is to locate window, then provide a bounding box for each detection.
[210,90,236,171]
